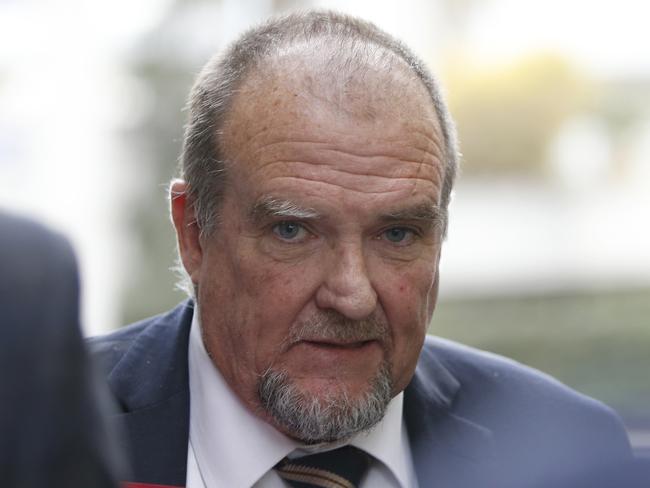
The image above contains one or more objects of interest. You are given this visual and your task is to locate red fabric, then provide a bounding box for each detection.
[123,483,184,488]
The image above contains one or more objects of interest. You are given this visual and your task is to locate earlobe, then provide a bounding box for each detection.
[170,180,203,283]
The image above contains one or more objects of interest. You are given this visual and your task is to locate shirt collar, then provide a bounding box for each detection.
[188,307,299,488]
[350,392,412,488]
[288,393,413,488]
[188,307,411,488]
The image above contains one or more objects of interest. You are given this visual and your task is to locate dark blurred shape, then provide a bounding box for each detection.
[0,212,124,487]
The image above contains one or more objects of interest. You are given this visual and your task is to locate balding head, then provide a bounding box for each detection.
[179,10,458,238]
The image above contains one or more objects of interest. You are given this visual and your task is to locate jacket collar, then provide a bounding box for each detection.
[108,301,194,487]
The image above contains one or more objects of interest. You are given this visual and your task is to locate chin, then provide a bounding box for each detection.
[258,363,393,443]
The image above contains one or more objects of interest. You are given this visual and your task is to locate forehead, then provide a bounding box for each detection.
[225,47,440,134]
[220,50,444,205]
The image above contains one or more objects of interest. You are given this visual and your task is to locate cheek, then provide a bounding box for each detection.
[243,258,311,300]
[235,256,318,336]
[389,269,436,321]
[381,268,436,374]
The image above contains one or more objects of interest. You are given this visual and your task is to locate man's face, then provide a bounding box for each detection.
[174,63,445,441]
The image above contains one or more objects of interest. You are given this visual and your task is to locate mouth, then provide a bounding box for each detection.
[301,339,376,349]
[284,339,385,376]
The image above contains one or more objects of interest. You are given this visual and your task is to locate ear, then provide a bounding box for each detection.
[170,180,203,284]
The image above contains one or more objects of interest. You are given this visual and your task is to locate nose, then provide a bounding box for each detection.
[315,241,378,320]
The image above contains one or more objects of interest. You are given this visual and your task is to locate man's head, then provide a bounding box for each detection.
[171,10,458,443]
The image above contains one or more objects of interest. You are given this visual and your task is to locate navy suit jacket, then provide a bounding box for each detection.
[90,301,638,487]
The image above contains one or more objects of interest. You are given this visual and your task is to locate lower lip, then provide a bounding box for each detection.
[298,340,379,356]
[288,341,383,375]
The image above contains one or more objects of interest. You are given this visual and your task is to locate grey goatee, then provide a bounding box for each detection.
[258,310,393,443]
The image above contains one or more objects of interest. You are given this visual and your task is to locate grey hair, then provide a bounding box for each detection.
[178,9,459,239]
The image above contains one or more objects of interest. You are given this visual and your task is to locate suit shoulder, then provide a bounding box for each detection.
[423,335,588,402]
[87,303,193,373]
[416,337,635,488]
[421,336,631,456]
[87,319,151,373]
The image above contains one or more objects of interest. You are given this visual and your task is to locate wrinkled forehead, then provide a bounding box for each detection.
[220,44,441,155]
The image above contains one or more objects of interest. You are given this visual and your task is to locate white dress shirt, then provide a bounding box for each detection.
[186,307,419,488]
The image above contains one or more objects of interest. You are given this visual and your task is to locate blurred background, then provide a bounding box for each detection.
[1,0,648,446]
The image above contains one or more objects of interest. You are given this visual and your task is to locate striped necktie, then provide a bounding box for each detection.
[275,445,371,488]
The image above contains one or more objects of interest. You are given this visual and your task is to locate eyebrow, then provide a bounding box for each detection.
[249,197,321,224]
[381,203,447,230]
[249,198,446,230]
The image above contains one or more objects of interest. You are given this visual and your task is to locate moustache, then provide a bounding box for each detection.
[288,310,389,345]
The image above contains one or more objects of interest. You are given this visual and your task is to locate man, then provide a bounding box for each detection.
[0,212,124,487]
[90,11,638,488]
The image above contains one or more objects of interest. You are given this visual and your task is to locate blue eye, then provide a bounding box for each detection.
[383,227,413,243]
[272,221,305,241]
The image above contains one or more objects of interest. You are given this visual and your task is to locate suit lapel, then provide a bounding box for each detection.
[404,338,495,488]
[108,301,194,487]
